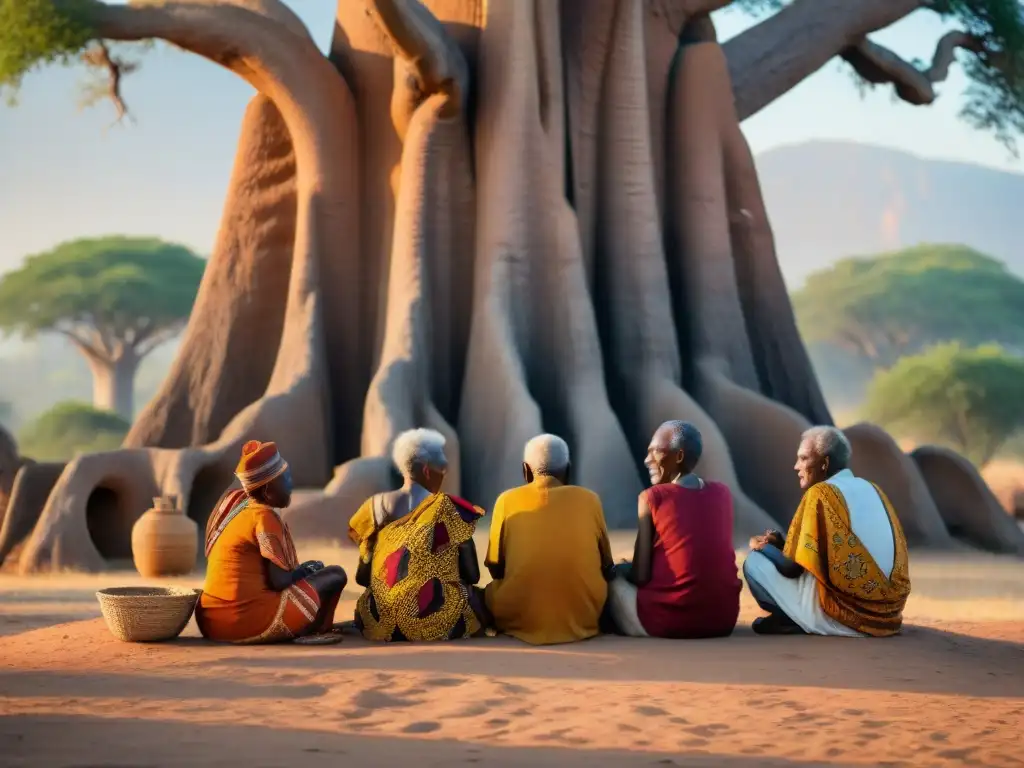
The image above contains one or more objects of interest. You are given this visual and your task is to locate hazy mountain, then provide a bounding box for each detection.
[758,140,1024,288]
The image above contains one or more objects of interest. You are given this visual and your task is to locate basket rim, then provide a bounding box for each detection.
[96,586,202,599]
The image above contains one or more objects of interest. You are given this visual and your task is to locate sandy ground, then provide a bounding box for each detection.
[1,535,1022,767]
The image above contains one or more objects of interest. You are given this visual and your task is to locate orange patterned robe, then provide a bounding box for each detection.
[196,489,334,643]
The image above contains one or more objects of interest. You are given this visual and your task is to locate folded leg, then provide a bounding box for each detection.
[302,565,348,635]
[606,575,649,638]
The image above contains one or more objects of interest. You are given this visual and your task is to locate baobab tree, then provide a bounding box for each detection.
[2,0,1023,573]
[0,237,205,420]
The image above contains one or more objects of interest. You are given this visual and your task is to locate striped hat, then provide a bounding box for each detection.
[235,440,289,493]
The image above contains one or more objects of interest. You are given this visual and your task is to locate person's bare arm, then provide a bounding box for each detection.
[629,492,655,587]
[756,543,803,578]
[266,561,294,591]
[458,539,481,585]
[484,495,506,580]
[485,527,505,580]
[598,520,615,582]
[355,494,394,588]
[265,560,321,591]
[355,556,372,587]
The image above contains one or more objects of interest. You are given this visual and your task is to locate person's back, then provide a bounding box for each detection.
[199,497,283,642]
[638,481,741,638]
[486,477,611,645]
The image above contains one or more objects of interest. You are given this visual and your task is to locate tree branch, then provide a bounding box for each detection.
[365,0,469,135]
[841,31,986,106]
[79,41,137,122]
[134,324,183,358]
[58,0,324,105]
[724,0,926,121]
[55,327,109,363]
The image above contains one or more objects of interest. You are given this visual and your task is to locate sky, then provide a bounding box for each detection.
[1,1,1022,281]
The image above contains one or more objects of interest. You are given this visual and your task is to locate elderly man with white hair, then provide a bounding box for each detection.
[348,428,488,642]
[606,420,742,639]
[484,433,615,645]
[743,425,912,637]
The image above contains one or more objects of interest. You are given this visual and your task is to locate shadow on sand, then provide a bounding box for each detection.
[0,669,326,700]
[201,624,1024,698]
[0,713,840,767]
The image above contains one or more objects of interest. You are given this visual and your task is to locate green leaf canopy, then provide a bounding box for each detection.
[792,244,1024,367]
[863,342,1024,466]
[0,236,205,351]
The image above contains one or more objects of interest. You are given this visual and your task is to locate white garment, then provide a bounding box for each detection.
[744,551,861,636]
[744,470,896,637]
[606,576,649,637]
[826,469,895,578]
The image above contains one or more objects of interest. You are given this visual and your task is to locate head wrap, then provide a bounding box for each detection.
[235,440,288,494]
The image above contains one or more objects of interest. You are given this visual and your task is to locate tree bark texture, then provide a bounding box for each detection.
[9,0,1023,573]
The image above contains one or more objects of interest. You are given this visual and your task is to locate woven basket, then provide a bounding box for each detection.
[96,586,202,643]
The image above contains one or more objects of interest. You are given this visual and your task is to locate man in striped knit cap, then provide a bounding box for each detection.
[195,440,348,644]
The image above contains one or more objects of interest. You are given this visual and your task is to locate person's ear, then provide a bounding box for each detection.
[522,462,533,483]
[822,456,830,473]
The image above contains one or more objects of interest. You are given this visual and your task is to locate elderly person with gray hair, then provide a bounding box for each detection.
[743,426,911,637]
[484,433,615,645]
[348,428,488,642]
[606,420,742,639]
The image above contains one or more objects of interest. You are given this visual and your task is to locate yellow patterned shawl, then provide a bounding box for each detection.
[351,492,484,642]
[783,481,911,637]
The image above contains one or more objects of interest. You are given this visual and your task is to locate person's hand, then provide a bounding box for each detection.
[749,535,769,551]
[297,560,324,577]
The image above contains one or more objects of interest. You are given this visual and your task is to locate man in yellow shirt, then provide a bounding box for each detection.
[485,434,615,645]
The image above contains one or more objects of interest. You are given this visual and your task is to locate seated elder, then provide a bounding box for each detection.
[607,421,741,638]
[196,440,348,643]
[348,428,487,642]
[743,426,911,637]
[485,434,615,645]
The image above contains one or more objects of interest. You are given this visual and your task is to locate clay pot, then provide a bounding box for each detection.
[131,495,198,577]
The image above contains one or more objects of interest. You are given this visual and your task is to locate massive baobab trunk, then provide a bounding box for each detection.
[8,0,1024,573]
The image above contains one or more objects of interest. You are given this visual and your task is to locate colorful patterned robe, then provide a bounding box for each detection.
[350,492,484,642]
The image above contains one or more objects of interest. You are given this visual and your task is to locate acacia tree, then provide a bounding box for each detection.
[864,343,1024,466]
[0,237,205,420]
[792,245,1024,368]
[2,0,1024,573]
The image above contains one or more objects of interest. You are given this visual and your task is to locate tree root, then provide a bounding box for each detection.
[126,94,297,449]
[581,1,773,534]
[0,462,64,567]
[845,423,954,548]
[0,425,19,528]
[457,0,641,523]
[287,0,475,540]
[912,446,1024,555]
